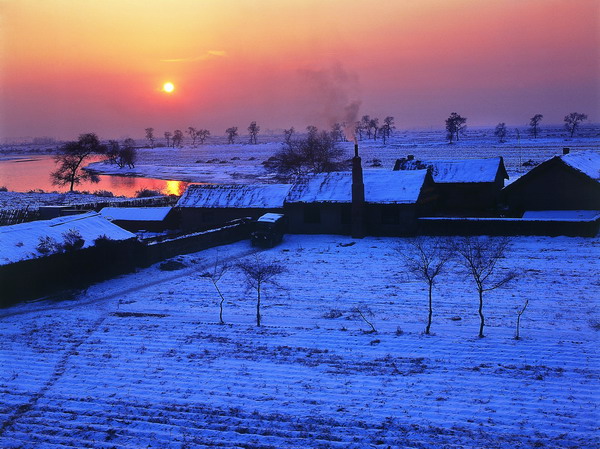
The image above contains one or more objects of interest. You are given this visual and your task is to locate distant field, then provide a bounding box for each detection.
[0,234,598,448]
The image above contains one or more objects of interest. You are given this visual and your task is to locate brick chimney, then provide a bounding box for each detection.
[352,142,365,238]
[563,147,570,155]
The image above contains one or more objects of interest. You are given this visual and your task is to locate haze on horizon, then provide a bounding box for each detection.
[1,0,598,141]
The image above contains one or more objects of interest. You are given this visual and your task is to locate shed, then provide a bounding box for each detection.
[99,206,176,232]
[0,212,136,267]
[285,169,436,235]
[176,183,292,231]
[394,157,508,214]
[503,151,600,213]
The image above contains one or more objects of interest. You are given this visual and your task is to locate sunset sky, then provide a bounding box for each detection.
[1,0,598,141]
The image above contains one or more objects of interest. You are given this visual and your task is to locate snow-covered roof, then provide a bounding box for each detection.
[0,212,136,266]
[286,170,429,204]
[257,213,284,223]
[177,184,292,208]
[100,207,172,222]
[560,152,600,182]
[394,157,507,183]
[522,210,600,221]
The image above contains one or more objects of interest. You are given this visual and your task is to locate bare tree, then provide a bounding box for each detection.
[399,237,452,335]
[226,126,238,144]
[564,112,588,138]
[330,123,344,142]
[445,112,467,143]
[237,256,286,327]
[248,121,260,144]
[283,127,295,144]
[354,121,364,141]
[270,128,346,175]
[118,138,137,168]
[455,236,518,338]
[515,298,529,340]
[187,127,198,146]
[528,114,543,139]
[361,115,372,139]
[164,131,172,147]
[197,129,210,144]
[51,133,104,192]
[172,129,184,148]
[369,117,379,140]
[145,127,155,148]
[494,122,508,143]
[350,305,377,333]
[201,258,231,325]
[381,116,395,143]
[106,140,120,165]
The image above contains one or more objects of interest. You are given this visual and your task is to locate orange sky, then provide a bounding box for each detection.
[1,0,598,140]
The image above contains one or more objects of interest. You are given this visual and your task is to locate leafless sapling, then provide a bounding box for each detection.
[455,236,518,338]
[350,305,377,333]
[515,298,529,340]
[399,237,452,335]
[201,258,231,325]
[237,256,286,327]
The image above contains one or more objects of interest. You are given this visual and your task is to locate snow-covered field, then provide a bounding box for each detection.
[1,234,598,448]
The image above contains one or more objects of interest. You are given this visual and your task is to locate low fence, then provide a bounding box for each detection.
[418,217,600,237]
[0,219,251,307]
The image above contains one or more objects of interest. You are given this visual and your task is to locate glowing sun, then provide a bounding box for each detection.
[162,82,175,93]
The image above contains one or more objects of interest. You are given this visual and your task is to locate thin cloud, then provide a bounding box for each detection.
[161,50,227,63]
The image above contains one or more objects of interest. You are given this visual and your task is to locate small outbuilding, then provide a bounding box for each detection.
[503,151,600,214]
[394,156,508,214]
[99,206,176,233]
[176,183,292,231]
[285,169,436,236]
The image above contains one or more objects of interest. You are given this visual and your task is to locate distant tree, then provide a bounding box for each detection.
[197,129,211,144]
[564,112,588,138]
[455,236,518,338]
[187,127,198,146]
[248,121,260,144]
[361,115,372,139]
[50,133,104,192]
[145,127,155,148]
[118,138,137,168]
[528,114,543,139]
[106,140,120,165]
[369,117,379,140]
[354,121,364,141]
[172,129,184,147]
[201,258,231,325]
[399,237,452,335]
[383,116,395,139]
[226,126,238,144]
[270,128,346,175]
[330,123,344,142]
[445,112,467,143]
[494,122,508,143]
[283,127,295,144]
[164,131,172,147]
[237,256,286,326]
[515,298,529,340]
[306,125,318,139]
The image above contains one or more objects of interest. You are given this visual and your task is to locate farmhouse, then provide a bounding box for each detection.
[394,156,508,214]
[285,169,436,236]
[176,183,292,232]
[99,206,177,233]
[503,151,600,213]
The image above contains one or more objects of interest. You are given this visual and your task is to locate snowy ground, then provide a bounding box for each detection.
[1,235,598,448]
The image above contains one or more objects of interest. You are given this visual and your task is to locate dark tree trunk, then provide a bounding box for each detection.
[425,282,433,335]
[256,281,261,327]
[478,288,485,338]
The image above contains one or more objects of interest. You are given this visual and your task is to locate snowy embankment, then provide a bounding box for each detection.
[0,235,598,448]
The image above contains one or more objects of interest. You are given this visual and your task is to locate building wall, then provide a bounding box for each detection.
[436,181,502,214]
[504,165,600,213]
[179,207,283,232]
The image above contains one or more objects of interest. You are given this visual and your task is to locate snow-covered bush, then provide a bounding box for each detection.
[36,235,62,255]
[62,229,85,251]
